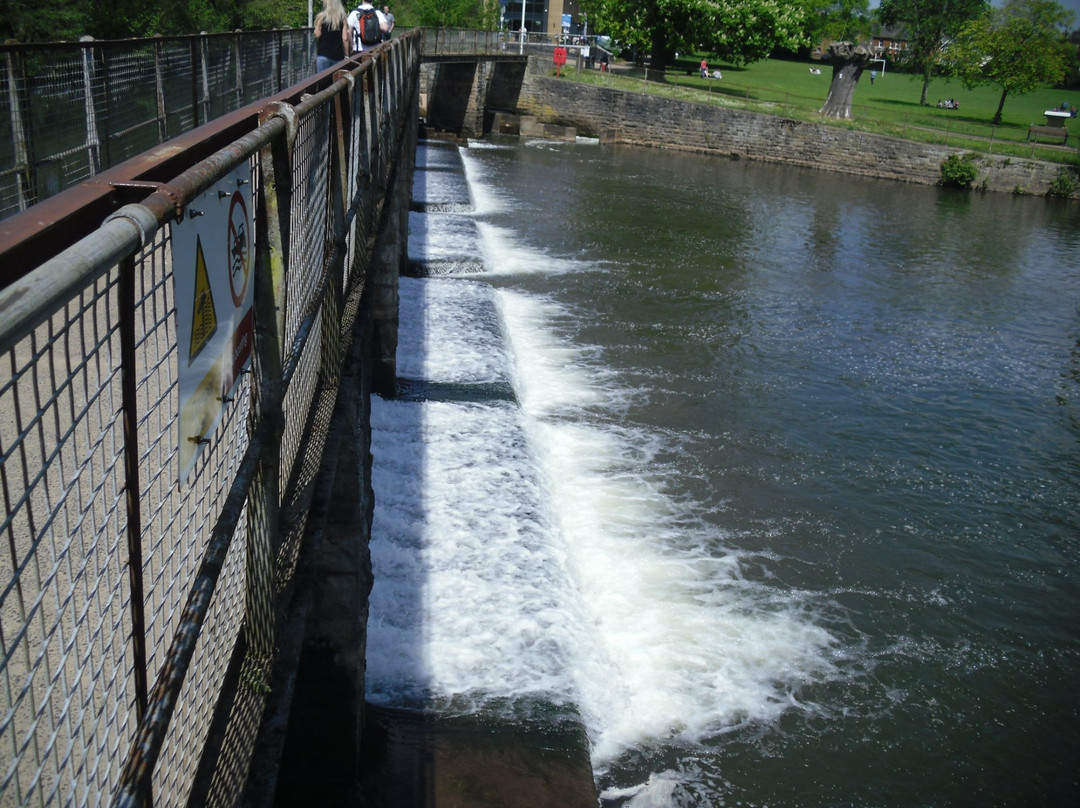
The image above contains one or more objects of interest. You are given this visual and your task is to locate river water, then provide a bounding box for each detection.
[366,138,1080,807]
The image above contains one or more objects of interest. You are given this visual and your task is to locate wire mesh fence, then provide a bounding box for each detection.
[1,33,418,808]
[0,29,318,222]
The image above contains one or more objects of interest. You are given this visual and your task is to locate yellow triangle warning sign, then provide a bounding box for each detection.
[189,234,218,364]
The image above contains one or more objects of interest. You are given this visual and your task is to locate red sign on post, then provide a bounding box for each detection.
[553,46,567,76]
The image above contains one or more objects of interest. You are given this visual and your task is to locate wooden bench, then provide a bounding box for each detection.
[1027,124,1069,145]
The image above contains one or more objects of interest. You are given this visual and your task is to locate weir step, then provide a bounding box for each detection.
[491,112,577,141]
[359,705,598,808]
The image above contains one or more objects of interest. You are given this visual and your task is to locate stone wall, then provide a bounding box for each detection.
[515,57,1076,197]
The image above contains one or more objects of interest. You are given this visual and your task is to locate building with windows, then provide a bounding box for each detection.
[501,0,588,38]
[870,26,910,60]
[812,26,909,62]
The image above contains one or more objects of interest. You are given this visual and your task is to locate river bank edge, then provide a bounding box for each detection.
[512,56,1078,199]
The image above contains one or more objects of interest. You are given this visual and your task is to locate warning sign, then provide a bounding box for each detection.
[189,236,218,363]
[227,193,250,307]
[172,164,254,484]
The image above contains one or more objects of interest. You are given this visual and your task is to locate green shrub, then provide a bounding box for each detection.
[939,153,979,189]
[1046,167,1079,199]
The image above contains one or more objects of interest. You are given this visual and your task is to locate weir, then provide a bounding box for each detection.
[0,27,599,808]
[13,22,1069,807]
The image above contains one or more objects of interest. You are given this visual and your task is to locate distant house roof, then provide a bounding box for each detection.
[812,24,911,59]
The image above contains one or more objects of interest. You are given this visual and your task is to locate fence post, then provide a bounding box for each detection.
[234,32,244,109]
[199,36,211,123]
[100,42,115,168]
[4,47,33,211]
[153,39,167,142]
[119,253,150,732]
[274,30,283,92]
[80,37,101,177]
[190,38,201,127]
[242,113,293,693]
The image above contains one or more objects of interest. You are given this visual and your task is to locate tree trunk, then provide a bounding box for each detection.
[993,88,1008,125]
[819,42,873,119]
[920,68,931,106]
[649,27,668,80]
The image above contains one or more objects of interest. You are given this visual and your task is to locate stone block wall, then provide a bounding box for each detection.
[515,57,1076,197]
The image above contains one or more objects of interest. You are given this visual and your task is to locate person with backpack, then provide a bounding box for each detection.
[314,0,351,71]
[348,2,388,53]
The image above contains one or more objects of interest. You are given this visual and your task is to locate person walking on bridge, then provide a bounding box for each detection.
[382,6,395,40]
[314,0,351,71]
[348,1,389,53]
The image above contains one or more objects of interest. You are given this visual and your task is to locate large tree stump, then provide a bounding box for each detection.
[819,42,874,119]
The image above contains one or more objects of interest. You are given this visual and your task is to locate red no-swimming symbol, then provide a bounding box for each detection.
[227,191,251,308]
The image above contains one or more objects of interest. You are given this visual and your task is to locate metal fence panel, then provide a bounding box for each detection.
[1,268,134,806]
[0,30,318,222]
[1,33,420,808]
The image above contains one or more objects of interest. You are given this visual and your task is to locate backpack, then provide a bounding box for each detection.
[353,6,381,48]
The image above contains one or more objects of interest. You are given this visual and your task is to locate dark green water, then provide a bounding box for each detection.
[473,141,1080,807]
[372,139,1080,807]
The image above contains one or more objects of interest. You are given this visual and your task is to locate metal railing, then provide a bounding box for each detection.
[416,26,591,58]
[0,31,418,808]
[418,27,505,56]
[0,29,316,221]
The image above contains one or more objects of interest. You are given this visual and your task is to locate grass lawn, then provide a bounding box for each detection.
[564,53,1080,164]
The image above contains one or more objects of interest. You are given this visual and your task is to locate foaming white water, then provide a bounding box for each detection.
[396,276,506,383]
[492,293,608,415]
[368,395,582,707]
[372,145,841,790]
[368,277,585,711]
[494,288,839,763]
[406,212,481,266]
[475,221,598,276]
[459,147,507,216]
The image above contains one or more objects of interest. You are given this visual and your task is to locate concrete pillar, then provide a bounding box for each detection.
[463,59,491,138]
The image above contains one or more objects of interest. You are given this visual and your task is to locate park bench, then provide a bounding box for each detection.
[1027,124,1069,145]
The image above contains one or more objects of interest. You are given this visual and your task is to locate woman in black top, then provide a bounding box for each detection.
[315,0,350,72]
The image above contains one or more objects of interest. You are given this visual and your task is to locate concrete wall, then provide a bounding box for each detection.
[421,59,529,137]
[514,56,1076,197]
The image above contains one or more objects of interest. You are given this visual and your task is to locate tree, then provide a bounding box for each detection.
[878,0,989,106]
[799,0,873,52]
[949,0,1075,124]
[819,40,873,117]
[0,0,304,41]
[397,0,499,29]
[583,0,808,77]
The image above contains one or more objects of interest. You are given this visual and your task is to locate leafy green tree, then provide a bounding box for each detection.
[583,0,808,75]
[0,0,304,41]
[0,0,91,41]
[878,0,989,106]
[1065,28,1080,88]
[393,0,498,29]
[949,0,1075,124]
[242,0,307,30]
[800,0,873,51]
